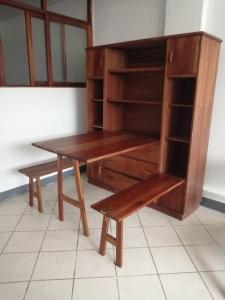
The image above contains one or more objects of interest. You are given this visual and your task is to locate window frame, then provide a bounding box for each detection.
[0,0,92,87]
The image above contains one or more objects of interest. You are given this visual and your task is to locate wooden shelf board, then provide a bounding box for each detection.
[168,74,196,78]
[92,124,103,129]
[88,76,104,80]
[167,136,189,144]
[108,99,162,105]
[92,98,103,102]
[170,104,193,108]
[109,67,165,74]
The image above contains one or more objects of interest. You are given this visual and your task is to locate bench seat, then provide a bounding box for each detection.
[91,173,185,267]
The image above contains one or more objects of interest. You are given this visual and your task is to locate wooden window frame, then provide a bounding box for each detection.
[0,0,93,87]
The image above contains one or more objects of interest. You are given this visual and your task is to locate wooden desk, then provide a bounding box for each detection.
[33,131,156,236]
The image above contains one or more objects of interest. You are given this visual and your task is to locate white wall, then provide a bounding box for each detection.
[200,0,225,203]
[93,0,166,45]
[0,88,87,193]
[164,0,205,35]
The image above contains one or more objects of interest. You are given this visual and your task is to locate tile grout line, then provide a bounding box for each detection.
[23,202,55,300]
[71,215,81,300]
[168,217,215,300]
[138,212,168,300]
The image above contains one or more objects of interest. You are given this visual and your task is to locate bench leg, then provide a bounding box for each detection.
[36,177,43,213]
[73,160,89,237]
[116,221,123,268]
[99,215,110,256]
[57,155,64,221]
[29,177,34,207]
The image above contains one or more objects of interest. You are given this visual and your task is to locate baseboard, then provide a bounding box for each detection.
[0,165,87,201]
[201,197,225,213]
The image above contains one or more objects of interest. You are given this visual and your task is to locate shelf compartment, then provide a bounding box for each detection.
[166,141,189,178]
[108,99,162,105]
[92,98,103,102]
[93,101,103,129]
[168,107,193,141]
[88,79,104,99]
[109,67,165,74]
[170,104,193,108]
[169,78,196,105]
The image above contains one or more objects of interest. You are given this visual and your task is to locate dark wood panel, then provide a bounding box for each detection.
[123,142,160,164]
[103,169,138,192]
[87,48,104,78]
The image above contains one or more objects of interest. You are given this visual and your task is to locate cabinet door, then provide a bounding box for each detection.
[167,36,201,76]
[87,49,104,78]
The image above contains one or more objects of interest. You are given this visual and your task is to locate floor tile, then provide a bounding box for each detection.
[7,193,29,202]
[0,200,27,215]
[25,279,73,300]
[151,246,196,274]
[112,227,148,248]
[169,214,200,226]
[174,225,215,245]
[86,212,102,229]
[53,201,79,215]
[0,282,28,300]
[41,185,57,201]
[41,230,78,251]
[139,208,171,227]
[186,245,225,271]
[111,213,141,228]
[0,215,21,232]
[220,244,225,252]
[48,213,80,230]
[144,226,181,247]
[16,214,51,231]
[195,206,225,225]
[77,228,112,250]
[0,232,11,252]
[118,275,165,300]
[4,231,45,253]
[83,183,107,200]
[116,248,156,276]
[32,251,76,280]
[75,249,115,278]
[73,277,119,300]
[160,273,212,300]
[205,224,225,244]
[0,253,37,282]
[25,201,55,215]
[200,271,225,300]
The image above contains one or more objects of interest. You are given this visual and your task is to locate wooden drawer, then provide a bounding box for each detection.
[104,155,158,180]
[122,142,160,164]
[103,169,138,191]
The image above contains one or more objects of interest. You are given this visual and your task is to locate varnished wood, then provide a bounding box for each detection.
[99,215,110,256]
[116,221,123,267]
[57,155,64,221]
[73,160,89,236]
[36,177,43,213]
[29,177,34,207]
[91,173,184,221]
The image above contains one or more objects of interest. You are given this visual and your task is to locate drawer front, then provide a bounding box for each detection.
[104,155,158,180]
[103,169,138,191]
[122,142,160,164]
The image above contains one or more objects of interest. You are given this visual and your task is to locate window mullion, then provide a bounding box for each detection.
[25,10,35,86]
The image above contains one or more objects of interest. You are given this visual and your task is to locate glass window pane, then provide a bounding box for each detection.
[65,25,86,82]
[50,22,64,82]
[48,0,87,21]
[0,5,30,85]
[31,18,48,82]
[16,0,41,8]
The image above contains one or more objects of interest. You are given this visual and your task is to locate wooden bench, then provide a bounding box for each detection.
[19,158,73,212]
[91,173,185,267]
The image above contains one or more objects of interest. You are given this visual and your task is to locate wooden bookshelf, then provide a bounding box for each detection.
[86,32,222,220]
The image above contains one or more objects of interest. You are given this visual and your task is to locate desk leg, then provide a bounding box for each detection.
[73,160,89,237]
[57,155,64,221]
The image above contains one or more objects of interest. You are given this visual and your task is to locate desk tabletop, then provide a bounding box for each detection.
[32,131,157,163]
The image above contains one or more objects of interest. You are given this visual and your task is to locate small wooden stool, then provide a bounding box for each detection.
[91,173,184,267]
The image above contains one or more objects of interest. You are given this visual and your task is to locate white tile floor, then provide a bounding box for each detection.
[0,174,225,300]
